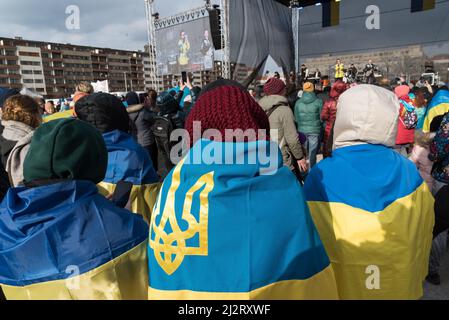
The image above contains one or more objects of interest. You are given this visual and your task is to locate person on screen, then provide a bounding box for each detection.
[201,30,213,69]
[178,31,190,66]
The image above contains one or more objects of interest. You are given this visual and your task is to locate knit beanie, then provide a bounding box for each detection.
[156,92,180,115]
[303,82,314,93]
[263,78,286,96]
[395,85,410,99]
[125,91,140,106]
[24,118,108,184]
[185,79,270,146]
[200,78,245,96]
[75,93,130,134]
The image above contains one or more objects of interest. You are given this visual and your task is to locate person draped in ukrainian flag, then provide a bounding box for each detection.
[75,93,160,224]
[0,119,148,300]
[422,87,449,133]
[147,79,338,300]
[304,85,435,300]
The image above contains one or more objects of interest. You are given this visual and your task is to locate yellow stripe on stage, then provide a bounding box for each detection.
[1,241,149,300]
[148,265,339,300]
[307,183,435,300]
[98,182,161,225]
[422,103,449,133]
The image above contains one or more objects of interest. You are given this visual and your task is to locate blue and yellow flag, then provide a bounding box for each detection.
[97,130,161,224]
[322,1,340,28]
[0,181,149,300]
[148,139,338,300]
[423,89,449,133]
[304,144,435,300]
[411,0,436,12]
[43,110,75,123]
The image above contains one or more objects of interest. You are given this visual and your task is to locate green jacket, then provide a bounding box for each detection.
[258,95,305,171]
[294,92,323,135]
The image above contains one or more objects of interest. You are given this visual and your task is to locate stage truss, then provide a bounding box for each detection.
[144,0,158,89]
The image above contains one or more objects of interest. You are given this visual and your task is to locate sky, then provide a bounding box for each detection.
[0,0,282,73]
[0,0,209,51]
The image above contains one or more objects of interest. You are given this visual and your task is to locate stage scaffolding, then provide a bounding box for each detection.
[144,0,158,89]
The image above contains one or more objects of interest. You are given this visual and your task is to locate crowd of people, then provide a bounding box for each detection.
[0,65,448,300]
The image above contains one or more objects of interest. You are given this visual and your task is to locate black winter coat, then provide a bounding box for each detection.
[127,104,157,148]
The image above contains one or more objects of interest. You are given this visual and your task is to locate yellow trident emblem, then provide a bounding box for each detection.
[149,158,215,275]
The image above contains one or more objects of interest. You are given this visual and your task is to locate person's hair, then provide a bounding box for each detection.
[146,89,158,108]
[47,100,54,106]
[2,95,42,128]
[415,131,435,148]
[35,97,45,105]
[430,114,446,133]
[75,81,94,94]
[410,88,427,108]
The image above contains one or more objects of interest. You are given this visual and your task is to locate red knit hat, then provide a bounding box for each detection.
[185,82,270,146]
[264,78,286,96]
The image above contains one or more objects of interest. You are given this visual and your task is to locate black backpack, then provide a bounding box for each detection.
[152,113,184,178]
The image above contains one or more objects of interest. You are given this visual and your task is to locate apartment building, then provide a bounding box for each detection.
[1,37,152,98]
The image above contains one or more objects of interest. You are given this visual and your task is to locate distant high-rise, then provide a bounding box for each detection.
[1,37,156,98]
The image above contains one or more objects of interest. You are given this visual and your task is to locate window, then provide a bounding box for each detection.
[20,60,41,66]
[19,51,40,57]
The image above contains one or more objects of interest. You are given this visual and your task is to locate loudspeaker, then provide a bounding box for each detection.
[208,8,222,50]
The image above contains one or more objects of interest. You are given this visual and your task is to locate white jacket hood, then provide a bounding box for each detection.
[333,85,400,150]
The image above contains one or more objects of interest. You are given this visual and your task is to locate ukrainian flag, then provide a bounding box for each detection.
[322,0,340,28]
[304,144,435,300]
[97,130,161,224]
[411,0,436,12]
[0,181,149,300]
[422,89,449,133]
[43,110,75,123]
[148,139,338,300]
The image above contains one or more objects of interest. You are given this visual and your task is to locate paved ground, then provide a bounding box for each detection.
[423,250,449,300]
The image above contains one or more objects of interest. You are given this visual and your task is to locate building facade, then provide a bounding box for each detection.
[1,37,152,98]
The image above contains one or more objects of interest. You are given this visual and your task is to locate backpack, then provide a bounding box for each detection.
[151,112,184,178]
[399,99,418,130]
[152,115,175,178]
